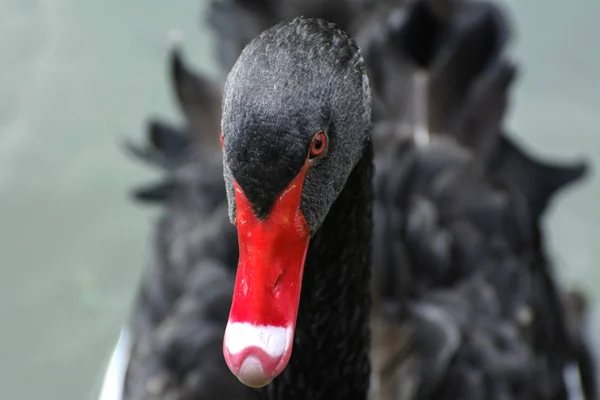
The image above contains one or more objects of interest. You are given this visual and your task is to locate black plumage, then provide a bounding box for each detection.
[366,1,595,399]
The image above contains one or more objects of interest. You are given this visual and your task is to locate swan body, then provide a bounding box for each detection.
[95,1,596,399]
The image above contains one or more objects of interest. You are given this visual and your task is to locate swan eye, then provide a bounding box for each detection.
[220,131,224,148]
[309,131,328,160]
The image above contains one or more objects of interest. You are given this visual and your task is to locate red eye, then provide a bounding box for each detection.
[309,131,327,159]
[220,131,224,148]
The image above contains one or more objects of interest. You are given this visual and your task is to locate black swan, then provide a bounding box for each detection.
[95,2,597,399]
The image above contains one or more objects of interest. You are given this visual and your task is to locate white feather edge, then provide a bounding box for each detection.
[95,328,132,400]
[564,305,600,400]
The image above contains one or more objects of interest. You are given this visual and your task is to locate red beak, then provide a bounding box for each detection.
[223,162,311,387]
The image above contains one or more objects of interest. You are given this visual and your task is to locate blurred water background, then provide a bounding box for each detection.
[0,0,597,399]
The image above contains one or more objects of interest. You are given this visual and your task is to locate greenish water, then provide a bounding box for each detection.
[0,1,597,399]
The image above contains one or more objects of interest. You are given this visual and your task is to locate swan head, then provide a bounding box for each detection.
[219,17,371,387]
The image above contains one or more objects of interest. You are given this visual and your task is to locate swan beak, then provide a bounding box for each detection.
[224,163,311,388]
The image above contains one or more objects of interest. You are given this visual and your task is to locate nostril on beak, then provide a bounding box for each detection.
[273,271,284,291]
